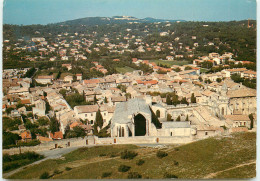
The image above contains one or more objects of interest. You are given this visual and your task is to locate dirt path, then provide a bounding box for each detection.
[203,160,256,179]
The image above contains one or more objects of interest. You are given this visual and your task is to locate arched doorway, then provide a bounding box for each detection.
[134,114,146,136]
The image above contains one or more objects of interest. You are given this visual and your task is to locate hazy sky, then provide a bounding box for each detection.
[3,0,257,25]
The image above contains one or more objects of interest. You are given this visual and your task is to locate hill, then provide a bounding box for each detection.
[6,132,256,179]
[56,16,185,26]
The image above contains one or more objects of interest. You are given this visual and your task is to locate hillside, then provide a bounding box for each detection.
[56,16,185,26]
[6,132,256,179]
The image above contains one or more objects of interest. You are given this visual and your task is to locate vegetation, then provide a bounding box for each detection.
[40,172,50,179]
[136,159,145,166]
[120,150,138,160]
[118,165,131,172]
[127,172,142,179]
[156,150,168,158]
[3,152,44,173]
[7,133,256,179]
[101,172,112,178]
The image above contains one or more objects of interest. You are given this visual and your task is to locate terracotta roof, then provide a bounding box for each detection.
[21,99,31,104]
[50,131,63,139]
[21,131,32,139]
[70,121,83,129]
[38,75,53,79]
[227,88,256,98]
[111,96,127,102]
[83,79,100,84]
[225,68,247,72]
[224,115,250,121]
[38,136,52,142]
[75,105,99,113]
[231,127,248,132]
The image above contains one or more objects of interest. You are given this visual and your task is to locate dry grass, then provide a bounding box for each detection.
[8,132,256,179]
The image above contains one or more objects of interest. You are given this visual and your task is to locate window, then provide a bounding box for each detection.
[91,113,93,116]
[244,122,246,126]
[104,113,106,116]
[170,132,172,136]
[205,132,208,136]
[85,114,88,117]
[91,120,93,124]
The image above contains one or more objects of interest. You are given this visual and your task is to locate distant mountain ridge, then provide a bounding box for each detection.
[56,16,186,26]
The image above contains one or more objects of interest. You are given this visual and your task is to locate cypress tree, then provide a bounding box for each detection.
[95,109,103,129]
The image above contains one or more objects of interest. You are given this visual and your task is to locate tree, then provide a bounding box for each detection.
[49,117,60,134]
[167,114,172,121]
[191,93,196,103]
[199,76,203,82]
[156,110,161,118]
[72,126,86,138]
[59,89,67,97]
[166,95,172,105]
[104,96,108,103]
[125,93,131,100]
[185,115,189,121]
[216,78,222,83]
[185,66,192,70]
[94,95,98,104]
[181,97,189,105]
[176,115,181,122]
[249,114,254,129]
[95,109,103,129]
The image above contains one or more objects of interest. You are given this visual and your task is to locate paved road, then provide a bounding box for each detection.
[3,146,82,179]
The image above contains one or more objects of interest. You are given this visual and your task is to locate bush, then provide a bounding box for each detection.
[156,150,168,158]
[136,159,145,166]
[127,172,142,179]
[53,169,61,174]
[65,167,72,171]
[174,160,179,166]
[120,150,138,160]
[118,165,131,172]
[40,172,50,179]
[101,172,112,178]
[174,148,179,151]
[164,172,178,178]
[99,153,107,157]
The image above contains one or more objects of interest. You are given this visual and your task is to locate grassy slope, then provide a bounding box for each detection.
[150,60,190,66]
[8,132,256,179]
[116,66,135,74]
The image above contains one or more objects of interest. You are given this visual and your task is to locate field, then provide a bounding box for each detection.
[150,60,190,66]
[6,132,256,179]
[116,66,136,74]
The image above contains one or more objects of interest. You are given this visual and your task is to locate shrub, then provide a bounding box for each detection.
[164,172,178,178]
[120,150,138,160]
[174,148,179,151]
[174,160,179,166]
[65,167,72,171]
[40,172,50,179]
[136,159,145,166]
[101,172,112,178]
[99,153,107,157]
[127,172,142,179]
[118,165,131,172]
[156,150,168,158]
[53,169,61,174]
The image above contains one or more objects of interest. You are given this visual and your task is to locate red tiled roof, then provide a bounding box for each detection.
[21,99,31,104]
[50,131,63,139]
[21,131,32,139]
[83,79,100,84]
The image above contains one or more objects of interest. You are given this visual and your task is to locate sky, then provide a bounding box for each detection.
[2,0,257,25]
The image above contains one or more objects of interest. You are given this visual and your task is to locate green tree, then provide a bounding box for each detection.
[167,114,172,121]
[185,115,189,121]
[49,117,59,134]
[166,95,172,105]
[249,114,254,129]
[95,109,103,129]
[104,96,108,103]
[191,93,196,103]
[156,110,161,118]
[216,78,222,83]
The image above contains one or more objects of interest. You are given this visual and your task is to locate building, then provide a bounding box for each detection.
[74,105,99,124]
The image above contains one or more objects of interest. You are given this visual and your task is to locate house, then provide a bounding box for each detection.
[35,75,53,84]
[76,74,82,81]
[37,136,53,143]
[64,75,73,83]
[21,131,32,142]
[111,96,127,106]
[49,131,63,140]
[74,105,99,125]
[224,115,251,129]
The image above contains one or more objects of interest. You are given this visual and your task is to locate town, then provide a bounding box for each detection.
[2,17,257,179]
